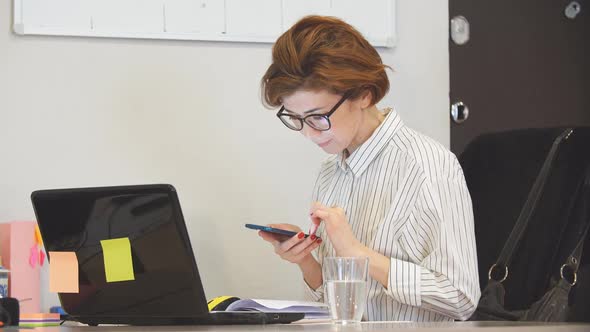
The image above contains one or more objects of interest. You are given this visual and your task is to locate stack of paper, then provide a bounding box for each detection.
[225,299,329,319]
[20,313,61,327]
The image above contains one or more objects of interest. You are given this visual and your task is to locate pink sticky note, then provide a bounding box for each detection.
[39,250,46,266]
[29,245,39,268]
[48,252,79,293]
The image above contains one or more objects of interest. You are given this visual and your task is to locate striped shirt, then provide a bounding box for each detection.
[304,109,481,321]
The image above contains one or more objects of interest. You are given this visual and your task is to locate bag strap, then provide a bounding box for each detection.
[488,128,574,282]
[559,167,590,286]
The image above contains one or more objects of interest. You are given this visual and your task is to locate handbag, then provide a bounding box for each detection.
[470,128,590,321]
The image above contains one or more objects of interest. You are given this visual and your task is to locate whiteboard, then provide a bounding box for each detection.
[13,0,397,47]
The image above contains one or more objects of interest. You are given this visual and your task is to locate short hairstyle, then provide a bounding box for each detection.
[261,15,390,108]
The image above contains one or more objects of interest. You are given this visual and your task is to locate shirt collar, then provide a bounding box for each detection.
[337,109,403,176]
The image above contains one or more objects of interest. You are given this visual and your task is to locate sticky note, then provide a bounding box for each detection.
[100,238,135,283]
[29,245,39,268]
[49,251,79,293]
[34,225,43,246]
[39,250,46,266]
[19,313,60,327]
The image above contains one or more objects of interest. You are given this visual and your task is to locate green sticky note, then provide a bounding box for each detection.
[100,237,135,283]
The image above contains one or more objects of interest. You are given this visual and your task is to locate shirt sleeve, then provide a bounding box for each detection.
[383,159,481,321]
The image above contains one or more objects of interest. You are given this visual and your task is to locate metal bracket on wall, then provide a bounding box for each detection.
[450,15,470,45]
[565,1,582,19]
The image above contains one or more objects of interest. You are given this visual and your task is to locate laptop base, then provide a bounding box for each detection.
[72,312,305,326]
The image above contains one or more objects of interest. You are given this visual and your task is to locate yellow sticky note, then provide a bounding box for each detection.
[48,252,79,293]
[100,237,135,283]
[34,225,43,246]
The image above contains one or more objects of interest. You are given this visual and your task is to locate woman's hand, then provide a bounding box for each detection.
[310,202,364,257]
[310,203,391,288]
[258,223,322,265]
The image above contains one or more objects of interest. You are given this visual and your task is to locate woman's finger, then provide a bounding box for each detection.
[311,209,331,223]
[286,235,319,256]
[293,239,322,262]
[309,222,320,237]
[277,231,306,253]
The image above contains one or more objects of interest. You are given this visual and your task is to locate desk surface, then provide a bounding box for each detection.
[20,321,590,332]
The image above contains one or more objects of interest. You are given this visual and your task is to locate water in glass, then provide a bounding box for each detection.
[326,280,367,323]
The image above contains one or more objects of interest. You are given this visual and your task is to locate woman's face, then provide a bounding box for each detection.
[281,90,363,154]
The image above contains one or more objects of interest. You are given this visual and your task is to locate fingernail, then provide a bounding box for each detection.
[310,235,317,240]
[297,232,304,239]
[317,239,322,244]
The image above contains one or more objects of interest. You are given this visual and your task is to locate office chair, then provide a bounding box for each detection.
[459,127,590,319]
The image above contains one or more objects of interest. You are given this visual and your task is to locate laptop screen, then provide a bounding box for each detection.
[32,185,209,318]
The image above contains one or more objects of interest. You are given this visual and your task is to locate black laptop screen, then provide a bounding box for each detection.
[32,185,209,318]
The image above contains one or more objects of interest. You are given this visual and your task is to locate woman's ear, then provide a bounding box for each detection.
[359,89,373,109]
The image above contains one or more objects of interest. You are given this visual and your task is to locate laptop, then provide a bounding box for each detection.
[31,184,304,326]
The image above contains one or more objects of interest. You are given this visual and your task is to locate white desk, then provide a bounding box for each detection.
[24,321,590,332]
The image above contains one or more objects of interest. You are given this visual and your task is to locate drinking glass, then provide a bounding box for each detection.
[323,256,369,324]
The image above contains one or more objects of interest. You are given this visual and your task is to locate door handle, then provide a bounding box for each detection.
[451,101,469,124]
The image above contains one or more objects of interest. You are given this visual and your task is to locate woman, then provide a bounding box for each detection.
[258,15,481,321]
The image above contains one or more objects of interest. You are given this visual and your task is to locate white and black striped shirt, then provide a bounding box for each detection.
[304,109,481,321]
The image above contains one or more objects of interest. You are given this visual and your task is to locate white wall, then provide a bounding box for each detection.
[0,1,449,311]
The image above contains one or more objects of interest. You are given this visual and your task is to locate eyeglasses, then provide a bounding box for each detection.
[276,92,350,131]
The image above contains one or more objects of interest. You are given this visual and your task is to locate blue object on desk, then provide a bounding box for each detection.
[50,306,67,315]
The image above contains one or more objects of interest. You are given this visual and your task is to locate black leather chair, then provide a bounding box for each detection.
[458,127,590,320]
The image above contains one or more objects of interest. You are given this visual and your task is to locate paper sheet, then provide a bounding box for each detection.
[225,299,329,318]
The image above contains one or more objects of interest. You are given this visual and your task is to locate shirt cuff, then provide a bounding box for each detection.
[303,279,324,302]
[386,258,422,307]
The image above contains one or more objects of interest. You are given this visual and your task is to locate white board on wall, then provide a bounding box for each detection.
[13,0,397,47]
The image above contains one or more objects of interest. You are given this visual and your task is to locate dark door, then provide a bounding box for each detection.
[449,0,590,155]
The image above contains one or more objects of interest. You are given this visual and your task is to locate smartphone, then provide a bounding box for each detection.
[245,223,309,238]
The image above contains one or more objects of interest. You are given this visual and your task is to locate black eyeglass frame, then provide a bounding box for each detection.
[276,91,351,131]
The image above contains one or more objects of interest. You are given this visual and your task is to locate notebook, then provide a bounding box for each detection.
[31,184,304,325]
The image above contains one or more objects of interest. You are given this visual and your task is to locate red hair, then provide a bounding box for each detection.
[261,15,390,108]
